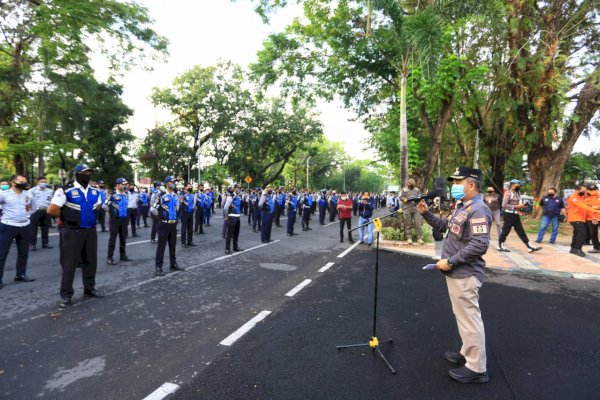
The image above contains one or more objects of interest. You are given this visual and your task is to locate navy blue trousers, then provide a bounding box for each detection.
[0,223,30,282]
[261,212,274,242]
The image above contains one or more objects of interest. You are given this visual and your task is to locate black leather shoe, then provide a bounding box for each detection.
[199,231,206,234]
[155,267,165,277]
[570,248,586,257]
[449,366,489,383]
[150,239,156,243]
[120,255,132,262]
[14,275,35,282]
[0,283,4,290]
[42,245,53,249]
[107,257,117,265]
[84,289,105,298]
[182,243,188,248]
[30,245,37,252]
[59,298,73,308]
[132,234,141,237]
[444,351,466,365]
[225,249,232,255]
[233,247,243,252]
[187,243,196,247]
[170,264,185,271]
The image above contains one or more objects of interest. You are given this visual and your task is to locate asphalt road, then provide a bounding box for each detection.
[2,209,600,400]
[0,209,362,399]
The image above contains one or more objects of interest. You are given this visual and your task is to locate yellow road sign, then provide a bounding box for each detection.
[244,176,252,184]
[373,218,382,232]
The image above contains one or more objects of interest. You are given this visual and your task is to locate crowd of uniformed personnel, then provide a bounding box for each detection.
[0,164,391,308]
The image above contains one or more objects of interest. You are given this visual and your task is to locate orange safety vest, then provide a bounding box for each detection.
[585,192,600,221]
[567,193,600,222]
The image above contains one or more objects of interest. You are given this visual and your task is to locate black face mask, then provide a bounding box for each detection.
[547,193,554,197]
[75,173,91,187]
[14,182,28,190]
[515,186,521,191]
[267,190,273,195]
[487,191,493,194]
[578,191,585,196]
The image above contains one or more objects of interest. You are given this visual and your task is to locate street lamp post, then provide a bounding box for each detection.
[197,124,202,185]
[306,156,311,189]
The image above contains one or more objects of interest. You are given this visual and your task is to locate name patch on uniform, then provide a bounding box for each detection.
[163,196,170,202]
[471,224,488,235]
[71,191,80,197]
[115,196,121,201]
[450,224,462,235]
[91,190,97,196]
[471,217,487,224]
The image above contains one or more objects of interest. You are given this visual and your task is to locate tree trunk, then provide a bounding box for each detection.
[399,71,408,188]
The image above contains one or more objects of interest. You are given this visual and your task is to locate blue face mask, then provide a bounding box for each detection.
[0,184,9,191]
[451,184,466,200]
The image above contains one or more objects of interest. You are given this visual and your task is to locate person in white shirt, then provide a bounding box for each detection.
[29,176,54,251]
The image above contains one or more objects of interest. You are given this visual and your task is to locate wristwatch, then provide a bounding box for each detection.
[447,258,455,268]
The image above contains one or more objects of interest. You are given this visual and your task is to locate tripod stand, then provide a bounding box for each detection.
[336,210,399,374]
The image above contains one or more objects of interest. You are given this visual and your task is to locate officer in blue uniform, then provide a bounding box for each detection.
[247,189,256,226]
[194,184,207,235]
[48,164,104,307]
[274,188,286,227]
[138,188,150,228]
[151,176,184,276]
[301,190,313,231]
[328,190,338,222]
[318,190,327,225]
[95,180,107,232]
[180,182,196,247]
[149,182,163,243]
[286,190,299,236]
[252,187,262,232]
[204,188,213,226]
[104,178,132,265]
[259,185,276,243]
[223,183,243,254]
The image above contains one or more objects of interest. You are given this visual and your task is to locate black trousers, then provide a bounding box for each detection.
[499,212,529,245]
[319,206,326,225]
[60,227,97,299]
[225,216,240,250]
[587,221,600,250]
[108,217,128,258]
[302,207,311,229]
[180,211,194,245]
[151,215,159,241]
[571,221,587,250]
[274,203,282,226]
[253,208,262,231]
[339,218,352,241]
[140,205,149,227]
[95,208,106,231]
[128,208,137,236]
[194,207,205,233]
[156,222,177,268]
[0,223,30,282]
[247,204,253,225]
[30,210,50,247]
[287,210,297,235]
[329,205,337,222]
[261,212,274,242]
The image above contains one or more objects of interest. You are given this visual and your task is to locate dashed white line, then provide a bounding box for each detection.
[220,310,272,346]
[318,262,335,273]
[285,279,312,297]
[143,382,180,400]
[337,241,361,258]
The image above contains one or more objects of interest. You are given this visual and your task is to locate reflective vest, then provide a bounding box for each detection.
[108,192,129,218]
[155,192,178,221]
[62,185,100,229]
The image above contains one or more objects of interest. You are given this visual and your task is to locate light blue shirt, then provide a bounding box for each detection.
[29,185,54,209]
[0,189,36,225]
[127,191,139,209]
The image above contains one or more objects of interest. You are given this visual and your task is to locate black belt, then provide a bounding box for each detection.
[160,220,177,224]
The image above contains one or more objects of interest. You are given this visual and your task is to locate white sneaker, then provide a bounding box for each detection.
[497,244,510,252]
[407,238,413,244]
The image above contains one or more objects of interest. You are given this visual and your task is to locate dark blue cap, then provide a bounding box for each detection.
[164,176,177,183]
[447,166,483,182]
[74,164,93,173]
[510,179,521,185]
[115,177,128,184]
[254,187,262,191]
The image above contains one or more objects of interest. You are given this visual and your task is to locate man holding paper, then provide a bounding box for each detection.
[416,166,492,384]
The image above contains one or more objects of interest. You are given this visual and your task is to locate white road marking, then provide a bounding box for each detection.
[323,221,337,227]
[220,310,272,346]
[573,273,600,281]
[143,382,180,400]
[337,241,361,258]
[318,262,335,273]
[285,279,312,297]
[502,248,540,270]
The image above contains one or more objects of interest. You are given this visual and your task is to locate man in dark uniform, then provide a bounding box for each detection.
[328,190,338,222]
[417,166,491,384]
[274,187,285,227]
[317,190,327,225]
[95,180,107,232]
[104,178,132,265]
[151,176,184,276]
[247,188,256,226]
[287,189,299,236]
[149,182,162,243]
[48,164,104,308]
[259,185,276,243]
[252,187,262,232]
[223,183,243,254]
[194,184,207,235]
[179,182,196,248]
[301,189,313,231]
[138,188,150,228]
[497,179,541,253]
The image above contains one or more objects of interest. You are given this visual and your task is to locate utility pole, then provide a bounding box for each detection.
[306,156,311,189]
[474,128,480,169]
[197,124,202,185]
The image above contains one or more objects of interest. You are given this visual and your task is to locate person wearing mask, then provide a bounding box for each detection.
[151,176,184,276]
[401,178,423,244]
[194,184,207,235]
[567,185,600,257]
[127,184,140,237]
[535,187,566,244]
[337,191,354,243]
[179,183,196,248]
[585,185,600,254]
[104,178,132,265]
[223,184,243,255]
[301,189,313,231]
[286,189,299,237]
[29,176,54,251]
[95,180,107,232]
[317,189,327,225]
[497,179,541,253]
[328,190,338,222]
[137,188,150,228]
[358,192,374,246]
[417,166,491,384]
[0,175,37,288]
[149,182,164,243]
[259,185,276,243]
[252,187,262,233]
[274,187,285,227]
[0,180,9,218]
[47,164,104,307]
[483,187,503,238]
[204,188,214,226]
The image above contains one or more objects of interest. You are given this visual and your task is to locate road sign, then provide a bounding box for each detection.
[373,218,383,232]
[244,176,252,184]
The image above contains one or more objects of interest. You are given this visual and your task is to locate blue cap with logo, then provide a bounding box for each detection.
[510,179,521,185]
[74,164,93,173]
[447,166,483,182]
[164,176,177,183]
[115,177,128,184]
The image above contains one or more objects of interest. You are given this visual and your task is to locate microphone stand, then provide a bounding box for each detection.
[336,210,400,374]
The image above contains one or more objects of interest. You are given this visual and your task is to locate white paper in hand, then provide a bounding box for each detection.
[422,264,437,270]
